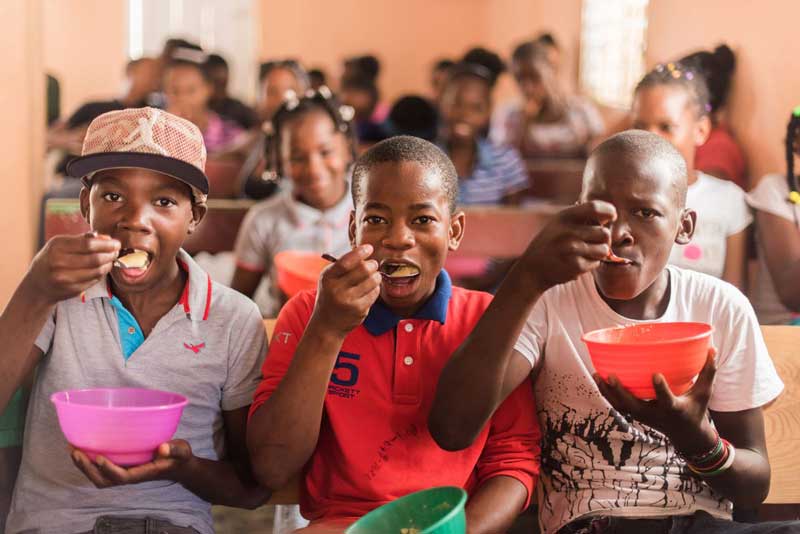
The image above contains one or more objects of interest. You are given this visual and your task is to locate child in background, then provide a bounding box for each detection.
[257,60,309,124]
[231,90,356,316]
[491,39,604,159]
[205,53,259,131]
[163,48,247,154]
[680,45,747,188]
[340,75,386,145]
[431,131,790,534]
[746,108,800,324]
[1,108,269,534]
[632,63,750,290]
[247,136,540,533]
[439,50,529,205]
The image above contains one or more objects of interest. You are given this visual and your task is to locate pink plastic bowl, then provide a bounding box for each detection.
[274,250,328,298]
[582,322,712,400]
[50,388,188,466]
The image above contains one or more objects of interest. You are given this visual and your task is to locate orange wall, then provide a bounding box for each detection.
[647,0,800,185]
[0,0,43,309]
[259,0,492,102]
[43,0,128,119]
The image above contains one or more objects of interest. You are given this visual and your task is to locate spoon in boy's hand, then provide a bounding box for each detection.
[606,251,632,264]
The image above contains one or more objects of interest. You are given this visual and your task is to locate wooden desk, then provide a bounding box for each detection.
[452,204,562,259]
[526,158,585,204]
[762,326,800,505]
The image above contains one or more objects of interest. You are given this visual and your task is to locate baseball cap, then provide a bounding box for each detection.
[66,107,210,203]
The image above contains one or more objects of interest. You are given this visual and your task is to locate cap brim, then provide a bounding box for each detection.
[66,152,209,195]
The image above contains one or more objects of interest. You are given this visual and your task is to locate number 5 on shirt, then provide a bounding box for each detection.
[331,352,360,387]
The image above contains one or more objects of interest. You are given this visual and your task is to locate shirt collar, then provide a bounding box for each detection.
[80,249,213,322]
[362,270,452,336]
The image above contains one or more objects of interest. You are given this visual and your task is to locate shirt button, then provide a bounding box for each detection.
[403,356,414,366]
[404,323,414,333]
[127,327,136,335]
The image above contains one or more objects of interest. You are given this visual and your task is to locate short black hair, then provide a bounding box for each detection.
[341,75,380,107]
[351,135,459,213]
[678,44,735,113]
[456,47,506,88]
[386,95,439,141]
[258,59,308,86]
[511,39,550,66]
[635,63,711,118]
[164,48,212,83]
[344,55,380,82]
[586,130,688,206]
[205,53,228,70]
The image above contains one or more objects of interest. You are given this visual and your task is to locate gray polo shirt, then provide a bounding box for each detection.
[233,185,353,316]
[7,250,266,534]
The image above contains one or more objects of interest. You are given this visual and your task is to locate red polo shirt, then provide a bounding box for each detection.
[250,271,541,523]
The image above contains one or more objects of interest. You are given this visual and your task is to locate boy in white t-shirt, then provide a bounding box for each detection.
[430,131,792,534]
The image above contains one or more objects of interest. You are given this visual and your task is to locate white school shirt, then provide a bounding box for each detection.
[668,172,752,279]
[513,266,783,534]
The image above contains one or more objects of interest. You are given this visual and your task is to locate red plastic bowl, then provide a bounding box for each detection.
[582,322,712,400]
[274,251,329,298]
[51,388,188,466]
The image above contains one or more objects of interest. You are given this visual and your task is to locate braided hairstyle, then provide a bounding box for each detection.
[262,87,357,181]
[635,62,712,118]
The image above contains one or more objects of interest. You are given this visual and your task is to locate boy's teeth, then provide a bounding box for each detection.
[114,249,150,269]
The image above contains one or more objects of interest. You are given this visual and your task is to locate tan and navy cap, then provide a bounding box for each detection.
[66,107,209,203]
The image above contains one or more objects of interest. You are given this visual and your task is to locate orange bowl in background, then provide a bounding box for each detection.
[274,251,329,298]
[582,322,712,400]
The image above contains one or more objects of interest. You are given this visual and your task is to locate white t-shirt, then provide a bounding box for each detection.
[668,172,752,279]
[513,266,783,534]
[745,173,800,324]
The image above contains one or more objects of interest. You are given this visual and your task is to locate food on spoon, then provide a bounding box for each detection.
[605,252,631,264]
[380,263,420,278]
[114,249,150,269]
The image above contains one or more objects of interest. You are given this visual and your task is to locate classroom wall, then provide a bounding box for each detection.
[0,0,44,308]
[43,0,128,120]
[258,0,492,102]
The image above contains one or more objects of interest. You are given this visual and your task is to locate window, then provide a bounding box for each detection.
[580,0,649,108]
[127,0,258,101]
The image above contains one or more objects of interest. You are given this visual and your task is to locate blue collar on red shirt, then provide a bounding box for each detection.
[363,270,452,336]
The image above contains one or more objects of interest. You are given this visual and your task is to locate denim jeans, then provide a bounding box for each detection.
[75,516,200,534]
[559,511,800,534]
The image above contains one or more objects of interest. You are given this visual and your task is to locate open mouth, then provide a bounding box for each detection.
[114,249,151,270]
[379,262,421,280]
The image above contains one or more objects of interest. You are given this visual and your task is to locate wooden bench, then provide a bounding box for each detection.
[761,325,800,518]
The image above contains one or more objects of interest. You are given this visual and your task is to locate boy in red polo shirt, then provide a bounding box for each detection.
[247,136,540,533]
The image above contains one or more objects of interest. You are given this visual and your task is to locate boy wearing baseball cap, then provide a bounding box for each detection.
[0,108,269,534]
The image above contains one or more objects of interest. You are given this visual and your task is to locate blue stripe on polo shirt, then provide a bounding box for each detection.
[109,296,145,360]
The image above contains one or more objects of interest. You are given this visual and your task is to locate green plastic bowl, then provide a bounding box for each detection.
[346,486,467,534]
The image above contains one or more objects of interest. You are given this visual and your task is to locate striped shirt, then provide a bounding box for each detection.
[451,138,530,205]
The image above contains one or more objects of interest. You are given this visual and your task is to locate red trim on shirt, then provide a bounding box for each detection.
[179,279,190,314]
[202,274,212,321]
[234,260,266,273]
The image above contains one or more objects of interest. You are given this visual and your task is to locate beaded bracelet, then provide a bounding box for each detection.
[687,439,736,477]
[683,430,723,467]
